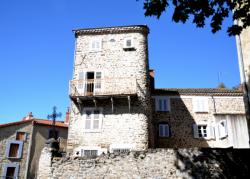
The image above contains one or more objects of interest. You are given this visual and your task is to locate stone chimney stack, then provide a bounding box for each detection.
[65,108,70,124]
[23,112,33,121]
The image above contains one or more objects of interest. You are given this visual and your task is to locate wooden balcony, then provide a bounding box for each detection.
[69,78,137,99]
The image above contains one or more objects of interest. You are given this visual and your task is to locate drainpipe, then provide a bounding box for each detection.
[24,121,35,179]
[236,30,250,145]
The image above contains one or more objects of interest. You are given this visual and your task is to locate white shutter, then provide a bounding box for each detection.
[193,98,208,112]
[5,141,11,157]
[193,124,199,138]
[193,98,199,112]
[207,125,215,139]
[94,72,102,91]
[17,141,24,158]
[218,120,228,139]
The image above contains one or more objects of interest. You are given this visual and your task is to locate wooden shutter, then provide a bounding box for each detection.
[94,72,102,90]
[193,124,199,138]
[163,99,167,111]
[207,125,215,139]
[218,120,228,139]
[164,124,170,137]
[193,98,208,112]
[159,124,164,136]
[16,132,26,141]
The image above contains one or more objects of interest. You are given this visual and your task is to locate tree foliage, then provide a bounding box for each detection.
[141,0,250,36]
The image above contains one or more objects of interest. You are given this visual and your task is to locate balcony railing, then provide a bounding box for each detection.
[69,78,137,97]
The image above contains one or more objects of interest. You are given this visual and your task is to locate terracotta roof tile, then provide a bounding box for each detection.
[152,88,243,96]
[0,118,68,128]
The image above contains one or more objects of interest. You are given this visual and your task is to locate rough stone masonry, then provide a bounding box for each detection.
[37,147,250,179]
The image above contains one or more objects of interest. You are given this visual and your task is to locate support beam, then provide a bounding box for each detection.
[77,98,82,112]
[128,96,131,112]
[93,99,97,108]
[111,97,114,113]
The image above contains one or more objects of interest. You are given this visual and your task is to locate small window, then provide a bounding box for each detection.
[5,141,23,159]
[123,38,134,49]
[159,124,170,137]
[16,132,26,141]
[193,124,215,139]
[112,148,130,153]
[2,164,19,179]
[82,150,98,158]
[198,125,207,138]
[193,97,208,112]
[90,39,102,51]
[155,97,170,112]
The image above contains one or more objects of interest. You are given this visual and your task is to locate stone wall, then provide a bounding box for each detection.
[0,122,32,179]
[237,26,250,83]
[68,26,151,153]
[37,147,250,179]
[151,96,247,148]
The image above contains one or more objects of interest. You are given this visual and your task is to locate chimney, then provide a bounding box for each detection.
[65,107,70,124]
[149,69,155,90]
[23,112,33,121]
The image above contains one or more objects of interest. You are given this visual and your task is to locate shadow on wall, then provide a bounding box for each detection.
[175,148,250,178]
[152,91,209,148]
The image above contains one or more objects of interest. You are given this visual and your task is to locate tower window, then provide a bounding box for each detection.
[90,39,102,51]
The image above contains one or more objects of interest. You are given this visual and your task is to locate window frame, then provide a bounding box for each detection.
[193,123,215,140]
[123,37,134,49]
[2,163,19,179]
[89,38,102,52]
[5,140,23,159]
[158,123,170,137]
[83,108,103,132]
[155,96,170,112]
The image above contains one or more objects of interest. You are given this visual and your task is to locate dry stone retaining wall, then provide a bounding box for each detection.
[38,147,250,179]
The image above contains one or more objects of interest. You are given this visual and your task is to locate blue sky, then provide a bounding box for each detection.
[0,0,240,124]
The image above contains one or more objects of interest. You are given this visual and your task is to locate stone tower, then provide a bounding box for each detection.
[67,25,152,156]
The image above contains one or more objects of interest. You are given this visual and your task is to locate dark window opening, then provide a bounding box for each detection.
[6,167,15,179]
[9,144,19,158]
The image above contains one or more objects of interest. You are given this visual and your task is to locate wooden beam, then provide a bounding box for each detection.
[111,97,114,113]
[128,96,131,112]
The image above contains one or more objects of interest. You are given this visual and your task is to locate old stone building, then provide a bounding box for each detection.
[151,88,249,148]
[0,113,68,179]
[67,25,249,158]
[67,25,152,156]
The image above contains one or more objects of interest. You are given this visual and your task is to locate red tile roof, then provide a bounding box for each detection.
[152,88,243,96]
[0,118,68,128]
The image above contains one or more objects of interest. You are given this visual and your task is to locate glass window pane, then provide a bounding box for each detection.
[94,110,99,119]
[85,120,91,129]
[93,120,99,129]
[86,110,92,119]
